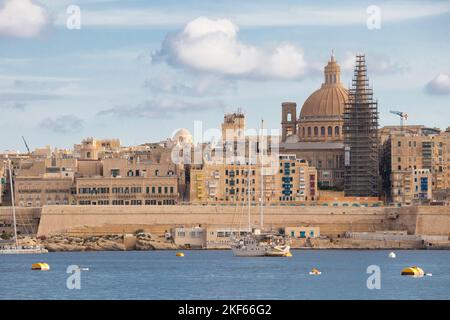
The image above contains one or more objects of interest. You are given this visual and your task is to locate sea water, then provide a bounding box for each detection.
[1,250,449,300]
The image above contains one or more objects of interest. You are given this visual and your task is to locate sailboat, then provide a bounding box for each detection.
[231,120,291,257]
[0,159,47,254]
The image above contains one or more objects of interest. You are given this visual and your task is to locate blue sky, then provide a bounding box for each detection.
[1,0,450,151]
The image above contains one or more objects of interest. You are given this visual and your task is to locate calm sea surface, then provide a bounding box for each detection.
[1,250,449,300]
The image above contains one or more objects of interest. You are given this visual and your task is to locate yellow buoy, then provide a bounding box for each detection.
[176,252,184,257]
[309,268,322,275]
[285,252,293,257]
[32,263,50,271]
[401,266,424,276]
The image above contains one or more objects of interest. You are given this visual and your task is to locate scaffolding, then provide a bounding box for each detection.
[343,54,380,197]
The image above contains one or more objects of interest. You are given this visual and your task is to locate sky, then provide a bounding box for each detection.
[0,0,450,151]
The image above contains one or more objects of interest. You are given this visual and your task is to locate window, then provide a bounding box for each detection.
[335,126,340,136]
[328,126,332,136]
[287,112,292,122]
[302,127,305,137]
[307,127,312,137]
[321,127,325,136]
[111,169,120,177]
[314,127,318,136]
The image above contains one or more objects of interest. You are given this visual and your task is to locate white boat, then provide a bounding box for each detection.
[232,235,270,257]
[388,252,396,258]
[232,233,291,257]
[0,246,48,254]
[231,120,291,258]
[0,158,47,255]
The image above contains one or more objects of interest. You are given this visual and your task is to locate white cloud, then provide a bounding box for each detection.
[0,0,48,38]
[39,115,84,133]
[97,97,224,119]
[426,73,450,95]
[153,17,308,80]
[144,71,236,97]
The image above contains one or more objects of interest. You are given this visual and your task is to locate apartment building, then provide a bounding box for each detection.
[387,128,450,204]
[190,154,318,204]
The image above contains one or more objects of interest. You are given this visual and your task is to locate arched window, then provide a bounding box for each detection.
[321,127,325,136]
[314,127,318,136]
[307,127,312,137]
[335,126,340,136]
[328,126,332,136]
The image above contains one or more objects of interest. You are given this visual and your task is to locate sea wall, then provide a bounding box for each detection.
[35,204,449,238]
[0,207,41,235]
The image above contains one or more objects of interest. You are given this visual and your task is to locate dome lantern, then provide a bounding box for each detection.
[323,52,341,86]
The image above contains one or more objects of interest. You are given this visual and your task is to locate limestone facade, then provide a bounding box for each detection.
[189,154,318,204]
[387,129,450,204]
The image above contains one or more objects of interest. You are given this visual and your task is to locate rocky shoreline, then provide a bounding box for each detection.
[14,233,450,252]
[18,233,181,252]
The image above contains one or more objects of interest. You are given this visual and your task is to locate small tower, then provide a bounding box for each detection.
[221,110,246,142]
[281,102,297,142]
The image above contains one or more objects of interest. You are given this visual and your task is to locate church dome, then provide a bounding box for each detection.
[172,128,193,145]
[300,54,348,120]
[300,86,348,119]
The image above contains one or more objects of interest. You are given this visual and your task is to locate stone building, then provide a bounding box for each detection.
[74,137,121,160]
[383,127,450,204]
[75,176,178,206]
[14,157,76,207]
[189,154,318,204]
[280,54,347,189]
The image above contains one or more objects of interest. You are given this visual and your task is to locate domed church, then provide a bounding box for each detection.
[280,53,347,189]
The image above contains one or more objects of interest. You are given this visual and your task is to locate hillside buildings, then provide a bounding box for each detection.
[0,53,448,208]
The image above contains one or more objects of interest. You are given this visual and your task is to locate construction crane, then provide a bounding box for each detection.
[21,136,31,154]
[390,110,408,132]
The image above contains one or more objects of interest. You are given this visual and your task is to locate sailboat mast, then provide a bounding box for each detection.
[260,119,264,230]
[247,148,251,233]
[8,159,18,247]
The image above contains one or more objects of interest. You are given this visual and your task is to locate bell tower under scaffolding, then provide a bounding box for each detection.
[343,54,380,197]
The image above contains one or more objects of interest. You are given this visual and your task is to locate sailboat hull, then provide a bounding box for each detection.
[0,247,48,254]
[231,245,268,257]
